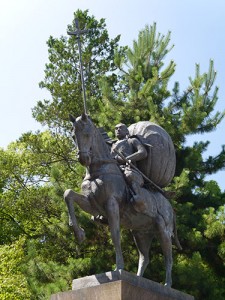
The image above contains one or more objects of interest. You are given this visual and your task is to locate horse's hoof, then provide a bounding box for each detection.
[91,215,108,225]
[164,282,172,288]
[76,228,86,244]
[114,265,124,272]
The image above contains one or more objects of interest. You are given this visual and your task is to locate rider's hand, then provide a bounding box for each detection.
[116,155,125,164]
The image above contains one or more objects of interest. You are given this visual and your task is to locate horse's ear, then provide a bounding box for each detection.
[81,112,88,121]
[69,114,76,123]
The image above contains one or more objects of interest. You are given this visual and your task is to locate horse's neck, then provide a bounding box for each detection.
[91,127,112,162]
[84,127,118,179]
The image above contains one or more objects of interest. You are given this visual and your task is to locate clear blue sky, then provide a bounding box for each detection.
[0,0,224,190]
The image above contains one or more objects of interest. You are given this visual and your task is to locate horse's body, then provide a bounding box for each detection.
[64,113,181,287]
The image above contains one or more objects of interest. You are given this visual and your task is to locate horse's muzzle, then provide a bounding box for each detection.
[78,152,91,166]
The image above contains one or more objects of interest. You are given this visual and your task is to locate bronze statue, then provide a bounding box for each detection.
[64,113,181,287]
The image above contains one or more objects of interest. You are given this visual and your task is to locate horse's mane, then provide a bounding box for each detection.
[89,119,112,160]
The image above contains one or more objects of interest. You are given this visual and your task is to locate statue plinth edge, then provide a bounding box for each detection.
[51,270,194,300]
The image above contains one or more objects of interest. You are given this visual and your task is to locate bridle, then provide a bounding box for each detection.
[75,120,118,166]
[77,150,91,155]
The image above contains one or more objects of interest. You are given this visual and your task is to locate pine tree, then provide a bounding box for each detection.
[99,23,225,298]
[32,9,125,133]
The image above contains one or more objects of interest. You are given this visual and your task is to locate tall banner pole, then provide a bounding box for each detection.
[67,18,90,114]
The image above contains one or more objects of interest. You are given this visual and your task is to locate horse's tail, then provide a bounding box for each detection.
[173,210,182,250]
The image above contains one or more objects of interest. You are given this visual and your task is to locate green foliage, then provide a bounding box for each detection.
[0,238,31,299]
[173,252,225,299]
[1,9,225,300]
[97,23,176,129]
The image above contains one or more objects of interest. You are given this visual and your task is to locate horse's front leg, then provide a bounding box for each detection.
[64,189,96,244]
[106,197,124,270]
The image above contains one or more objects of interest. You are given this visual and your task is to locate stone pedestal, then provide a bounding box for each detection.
[51,270,194,300]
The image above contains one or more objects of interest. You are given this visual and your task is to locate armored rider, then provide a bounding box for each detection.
[111,123,147,167]
[111,123,149,209]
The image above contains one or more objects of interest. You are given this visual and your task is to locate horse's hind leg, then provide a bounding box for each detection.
[132,230,153,276]
[156,215,173,287]
[64,189,96,244]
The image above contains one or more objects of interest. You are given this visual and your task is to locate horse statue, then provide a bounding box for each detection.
[64,113,181,287]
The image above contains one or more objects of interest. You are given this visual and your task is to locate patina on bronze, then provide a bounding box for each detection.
[64,113,181,287]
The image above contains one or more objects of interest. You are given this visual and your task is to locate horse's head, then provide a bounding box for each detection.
[69,113,94,167]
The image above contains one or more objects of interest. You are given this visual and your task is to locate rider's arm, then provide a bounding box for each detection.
[126,138,147,163]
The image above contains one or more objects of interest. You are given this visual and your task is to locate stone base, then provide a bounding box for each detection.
[51,270,194,300]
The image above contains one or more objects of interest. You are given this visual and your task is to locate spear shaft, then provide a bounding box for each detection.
[114,148,166,196]
[67,18,90,114]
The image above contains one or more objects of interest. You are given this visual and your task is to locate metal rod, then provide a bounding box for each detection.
[75,19,87,114]
[67,18,89,115]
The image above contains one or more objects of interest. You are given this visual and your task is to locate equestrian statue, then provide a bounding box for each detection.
[64,113,181,287]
